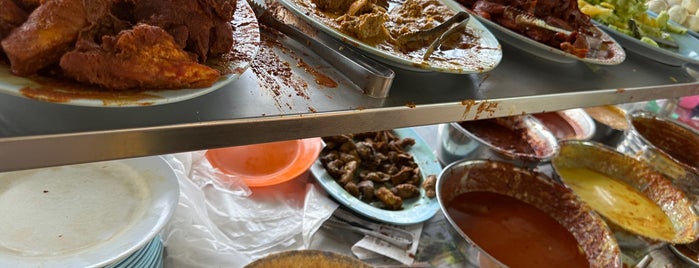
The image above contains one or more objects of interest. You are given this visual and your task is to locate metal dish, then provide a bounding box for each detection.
[532,108,596,141]
[617,111,699,183]
[669,241,699,267]
[553,140,699,244]
[245,250,371,268]
[436,159,622,268]
[584,105,630,147]
[437,115,558,167]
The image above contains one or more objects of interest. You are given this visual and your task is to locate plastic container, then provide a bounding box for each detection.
[206,138,323,187]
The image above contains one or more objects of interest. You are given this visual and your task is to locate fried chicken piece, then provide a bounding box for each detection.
[391,184,419,199]
[422,174,437,198]
[376,187,403,210]
[1,0,88,76]
[132,0,235,62]
[59,23,220,90]
[0,0,28,40]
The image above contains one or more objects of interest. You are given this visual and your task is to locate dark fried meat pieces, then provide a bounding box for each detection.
[132,0,236,62]
[59,23,220,90]
[320,130,436,211]
[1,0,238,90]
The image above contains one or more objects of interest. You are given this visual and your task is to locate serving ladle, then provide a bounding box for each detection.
[395,11,471,60]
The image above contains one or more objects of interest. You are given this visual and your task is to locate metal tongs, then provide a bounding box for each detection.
[247,0,395,98]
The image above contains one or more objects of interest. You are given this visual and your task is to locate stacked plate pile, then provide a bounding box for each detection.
[0,156,179,268]
[105,236,164,268]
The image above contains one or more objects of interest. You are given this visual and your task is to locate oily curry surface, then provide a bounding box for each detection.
[447,191,589,268]
[557,167,676,241]
[291,0,499,71]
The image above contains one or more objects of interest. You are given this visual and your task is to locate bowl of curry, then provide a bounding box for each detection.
[436,159,622,268]
[553,140,699,244]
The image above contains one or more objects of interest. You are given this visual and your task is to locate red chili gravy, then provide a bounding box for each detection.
[533,112,581,140]
[446,191,589,268]
[459,119,535,154]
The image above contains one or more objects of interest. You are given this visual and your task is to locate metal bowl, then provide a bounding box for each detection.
[553,140,699,244]
[617,111,699,184]
[532,108,596,141]
[436,159,622,268]
[437,115,559,167]
[584,105,630,147]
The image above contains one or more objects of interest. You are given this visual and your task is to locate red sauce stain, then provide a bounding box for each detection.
[19,77,160,106]
[533,112,582,140]
[616,88,626,93]
[459,119,535,154]
[461,99,476,108]
[251,30,309,110]
[474,100,498,120]
[296,58,338,88]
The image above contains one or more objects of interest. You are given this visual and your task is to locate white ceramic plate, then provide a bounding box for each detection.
[0,0,260,107]
[277,0,502,73]
[310,128,442,225]
[595,12,699,67]
[0,156,179,268]
[461,8,625,65]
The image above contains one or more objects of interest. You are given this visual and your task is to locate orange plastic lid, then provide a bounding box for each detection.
[205,137,322,187]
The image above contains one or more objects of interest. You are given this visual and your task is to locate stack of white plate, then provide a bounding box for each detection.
[0,156,179,267]
[106,235,163,268]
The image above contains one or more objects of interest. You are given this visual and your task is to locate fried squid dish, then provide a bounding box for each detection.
[0,0,236,90]
[458,0,610,58]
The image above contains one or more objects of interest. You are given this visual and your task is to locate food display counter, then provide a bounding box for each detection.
[0,39,698,172]
[2,1,699,267]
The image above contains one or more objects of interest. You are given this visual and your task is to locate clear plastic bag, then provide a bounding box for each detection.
[160,152,338,267]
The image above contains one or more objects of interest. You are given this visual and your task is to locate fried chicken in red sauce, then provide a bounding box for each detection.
[60,24,220,90]
[457,0,606,58]
[1,0,88,75]
[0,0,238,90]
[132,0,236,62]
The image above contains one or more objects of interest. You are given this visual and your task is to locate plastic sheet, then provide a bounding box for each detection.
[160,151,338,267]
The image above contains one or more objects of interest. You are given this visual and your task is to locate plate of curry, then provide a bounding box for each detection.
[277,0,502,73]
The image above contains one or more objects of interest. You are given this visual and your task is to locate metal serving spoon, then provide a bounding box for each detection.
[395,11,471,59]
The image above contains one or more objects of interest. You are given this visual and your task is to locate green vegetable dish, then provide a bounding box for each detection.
[579,0,687,48]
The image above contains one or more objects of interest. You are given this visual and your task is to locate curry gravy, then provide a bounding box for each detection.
[557,167,676,241]
[446,191,589,268]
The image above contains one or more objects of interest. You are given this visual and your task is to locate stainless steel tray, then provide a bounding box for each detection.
[0,39,698,172]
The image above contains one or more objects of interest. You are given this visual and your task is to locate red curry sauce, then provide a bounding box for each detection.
[446,191,589,268]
